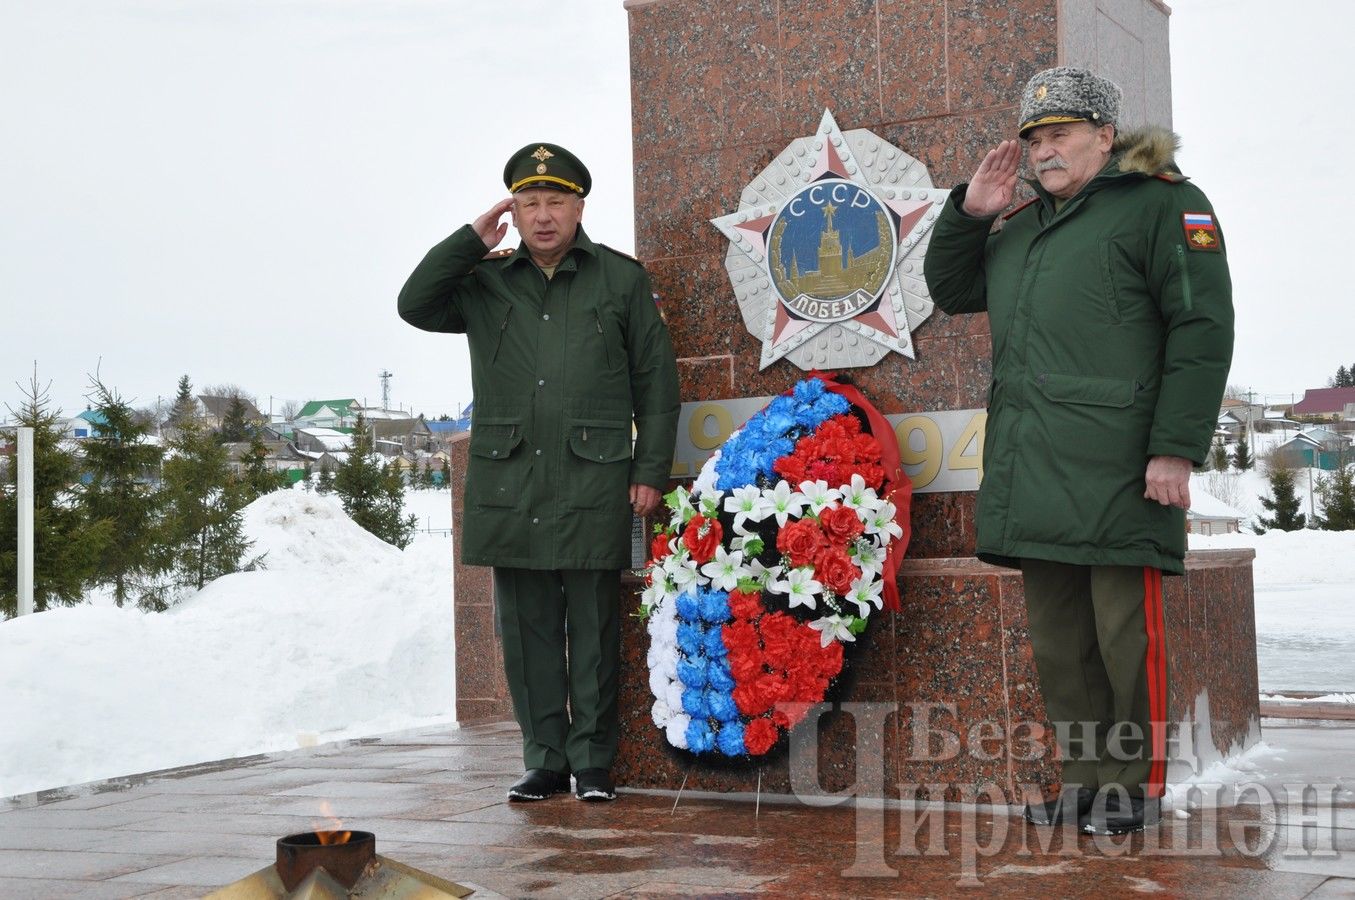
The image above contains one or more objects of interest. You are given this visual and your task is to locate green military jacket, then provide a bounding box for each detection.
[924,127,1234,574]
[398,225,680,569]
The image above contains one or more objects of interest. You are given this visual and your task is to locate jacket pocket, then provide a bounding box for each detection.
[1035,372,1136,408]
[564,417,632,510]
[1099,244,1122,324]
[467,416,526,509]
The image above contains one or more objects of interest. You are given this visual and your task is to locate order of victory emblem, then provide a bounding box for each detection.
[711,109,948,370]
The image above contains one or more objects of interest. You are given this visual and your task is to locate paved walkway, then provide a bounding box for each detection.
[1,719,1353,898]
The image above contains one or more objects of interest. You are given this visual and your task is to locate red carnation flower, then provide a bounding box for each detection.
[681,514,723,563]
[744,717,779,755]
[727,589,764,621]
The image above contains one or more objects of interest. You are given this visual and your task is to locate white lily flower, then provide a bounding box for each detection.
[846,573,884,617]
[700,544,748,592]
[866,500,905,540]
[809,614,857,647]
[746,557,783,587]
[724,484,772,531]
[667,555,701,592]
[667,485,696,528]
[799,480,842,516]
[840,473,880,511]
[852,540,887,577]
[770,567,822,609]
[691,449,722,498]
[641,575,669,609]
[765,480,807,527]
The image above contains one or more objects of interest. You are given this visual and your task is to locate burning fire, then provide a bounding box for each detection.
[313,801,352,845]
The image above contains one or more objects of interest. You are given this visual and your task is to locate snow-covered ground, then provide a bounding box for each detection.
[0,487,457,799]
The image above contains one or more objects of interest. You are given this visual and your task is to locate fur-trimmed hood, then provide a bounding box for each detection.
[1113,126,1181,177]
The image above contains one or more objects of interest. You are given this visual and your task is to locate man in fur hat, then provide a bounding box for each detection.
[924,67,1234,834]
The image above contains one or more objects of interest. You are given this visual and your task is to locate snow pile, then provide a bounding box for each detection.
[0,489,456,799]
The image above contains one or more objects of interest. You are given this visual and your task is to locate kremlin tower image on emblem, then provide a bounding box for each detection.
[769,194,894,311]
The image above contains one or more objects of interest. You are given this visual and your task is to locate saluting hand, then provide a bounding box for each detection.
[473,197,515,250]
[962,140,1021,218]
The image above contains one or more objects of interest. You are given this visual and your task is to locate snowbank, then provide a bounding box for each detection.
[0,489,456,799]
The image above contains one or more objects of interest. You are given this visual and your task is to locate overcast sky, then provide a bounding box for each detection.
[2,0,1348,419]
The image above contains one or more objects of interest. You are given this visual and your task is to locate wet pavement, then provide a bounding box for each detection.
[1,719,1353,898]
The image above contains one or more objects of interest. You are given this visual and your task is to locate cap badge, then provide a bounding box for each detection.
[1034,84,1048,100]
[531,146,554,162]
[536,163,547,174]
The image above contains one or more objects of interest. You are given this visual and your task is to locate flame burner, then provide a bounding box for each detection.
[276,830,374,892]
[206,828,472,898]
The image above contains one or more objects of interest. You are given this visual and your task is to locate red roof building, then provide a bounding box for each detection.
[1291,387,1355,418]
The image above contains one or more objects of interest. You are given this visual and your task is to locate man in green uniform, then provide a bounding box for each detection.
[924,68,1233,833]
[398,143,680,802]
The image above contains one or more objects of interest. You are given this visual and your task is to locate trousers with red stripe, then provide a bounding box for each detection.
[1021,560,1168,799]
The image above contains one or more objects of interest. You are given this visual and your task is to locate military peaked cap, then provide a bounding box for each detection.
[503,142,591,197]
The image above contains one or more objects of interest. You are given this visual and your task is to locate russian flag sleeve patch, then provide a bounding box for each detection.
[1183,211,1221,252]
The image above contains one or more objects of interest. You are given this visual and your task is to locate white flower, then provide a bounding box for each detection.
[724,484,772,532]
[666,713,692,749]
[746,557,783,588]
[799,479,842,516]
[700,544,748,592]
[663,553,701,592]
[765,480,807,527]
[691,449,722,499]
[809,614,857,647]
[852,540,887,577]
[865,500,905,540]
[667,485,696,529]
[641,574,670,609]
[664,680,684,714]
[651,698,674,728]
[840,473,880,511]
[648,666,670,699]
[846,573,884,617]
[769,566,822,610]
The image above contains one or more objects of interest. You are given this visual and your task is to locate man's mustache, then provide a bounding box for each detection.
[1035,157,1069,173]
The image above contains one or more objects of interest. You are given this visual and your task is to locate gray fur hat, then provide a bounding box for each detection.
[1018,66,1121,138]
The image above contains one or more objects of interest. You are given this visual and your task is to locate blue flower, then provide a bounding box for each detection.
[677,657,708,688]
[706,664,736,692]
[707,690,740,723]
[675,592,700,622]
[676,622,704,657]
[686,718,716,753]
[716,720,746,755]
[682,687,709,719]
[702,627,729,658]
[698,588,730,624]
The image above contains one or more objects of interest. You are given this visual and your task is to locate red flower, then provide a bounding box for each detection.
[772,413,886,491]
[758,613,798,666]
[650,533,673,563]
[681,514,723,563]
[818,504,864,545]
[744,717,779,755]
[776,519,827,568]
[814,546,860,596]
[727,589,764,621]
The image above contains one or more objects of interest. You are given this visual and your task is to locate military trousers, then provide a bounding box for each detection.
[491,567,621,774]
[1021,560,1169,799]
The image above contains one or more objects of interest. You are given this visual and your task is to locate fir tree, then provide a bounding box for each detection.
[158,420,252,600]
[0,376,113,617]
[168,374,198,426]
[316,460,335,494]
[80,378,165,609]
[218,394,251,443]
[1316,462,1355,531]
[1232,428,1253,471]
[440,457,451,489]
[238,432,285,503]
[301,461,314,492]
[1256,466,1307,533]
[1334,365,1353,388]
[1210,443,1230,473]
[334,415,417,548]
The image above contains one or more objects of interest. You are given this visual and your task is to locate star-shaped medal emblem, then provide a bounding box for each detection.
[710,109,948,370]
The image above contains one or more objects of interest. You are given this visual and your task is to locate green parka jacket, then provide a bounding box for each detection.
[924,127,1234,575]
[398,224,680,570]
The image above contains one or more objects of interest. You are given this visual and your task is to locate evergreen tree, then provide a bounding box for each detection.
[1256,466,1307,533]
[1232,428,1253,471]
[218,394,251,443]
[334,415,416,548]
[1335,365,1350,388]
[158,420,252,600]
[1210,443,1230,472]
[316,460,335,494]
[0,376,113,617]
[168,374,197,426]
[1316,462,1355,531]
[238,432,285,503]
[80,378,165,609]
[301,461,314,492]
[440,457,451,489]
[421,459,437,490]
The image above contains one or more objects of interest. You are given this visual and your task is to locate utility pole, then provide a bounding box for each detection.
[1246,388,1256,458]
[378,370,393,412]
[17,427,34,616]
